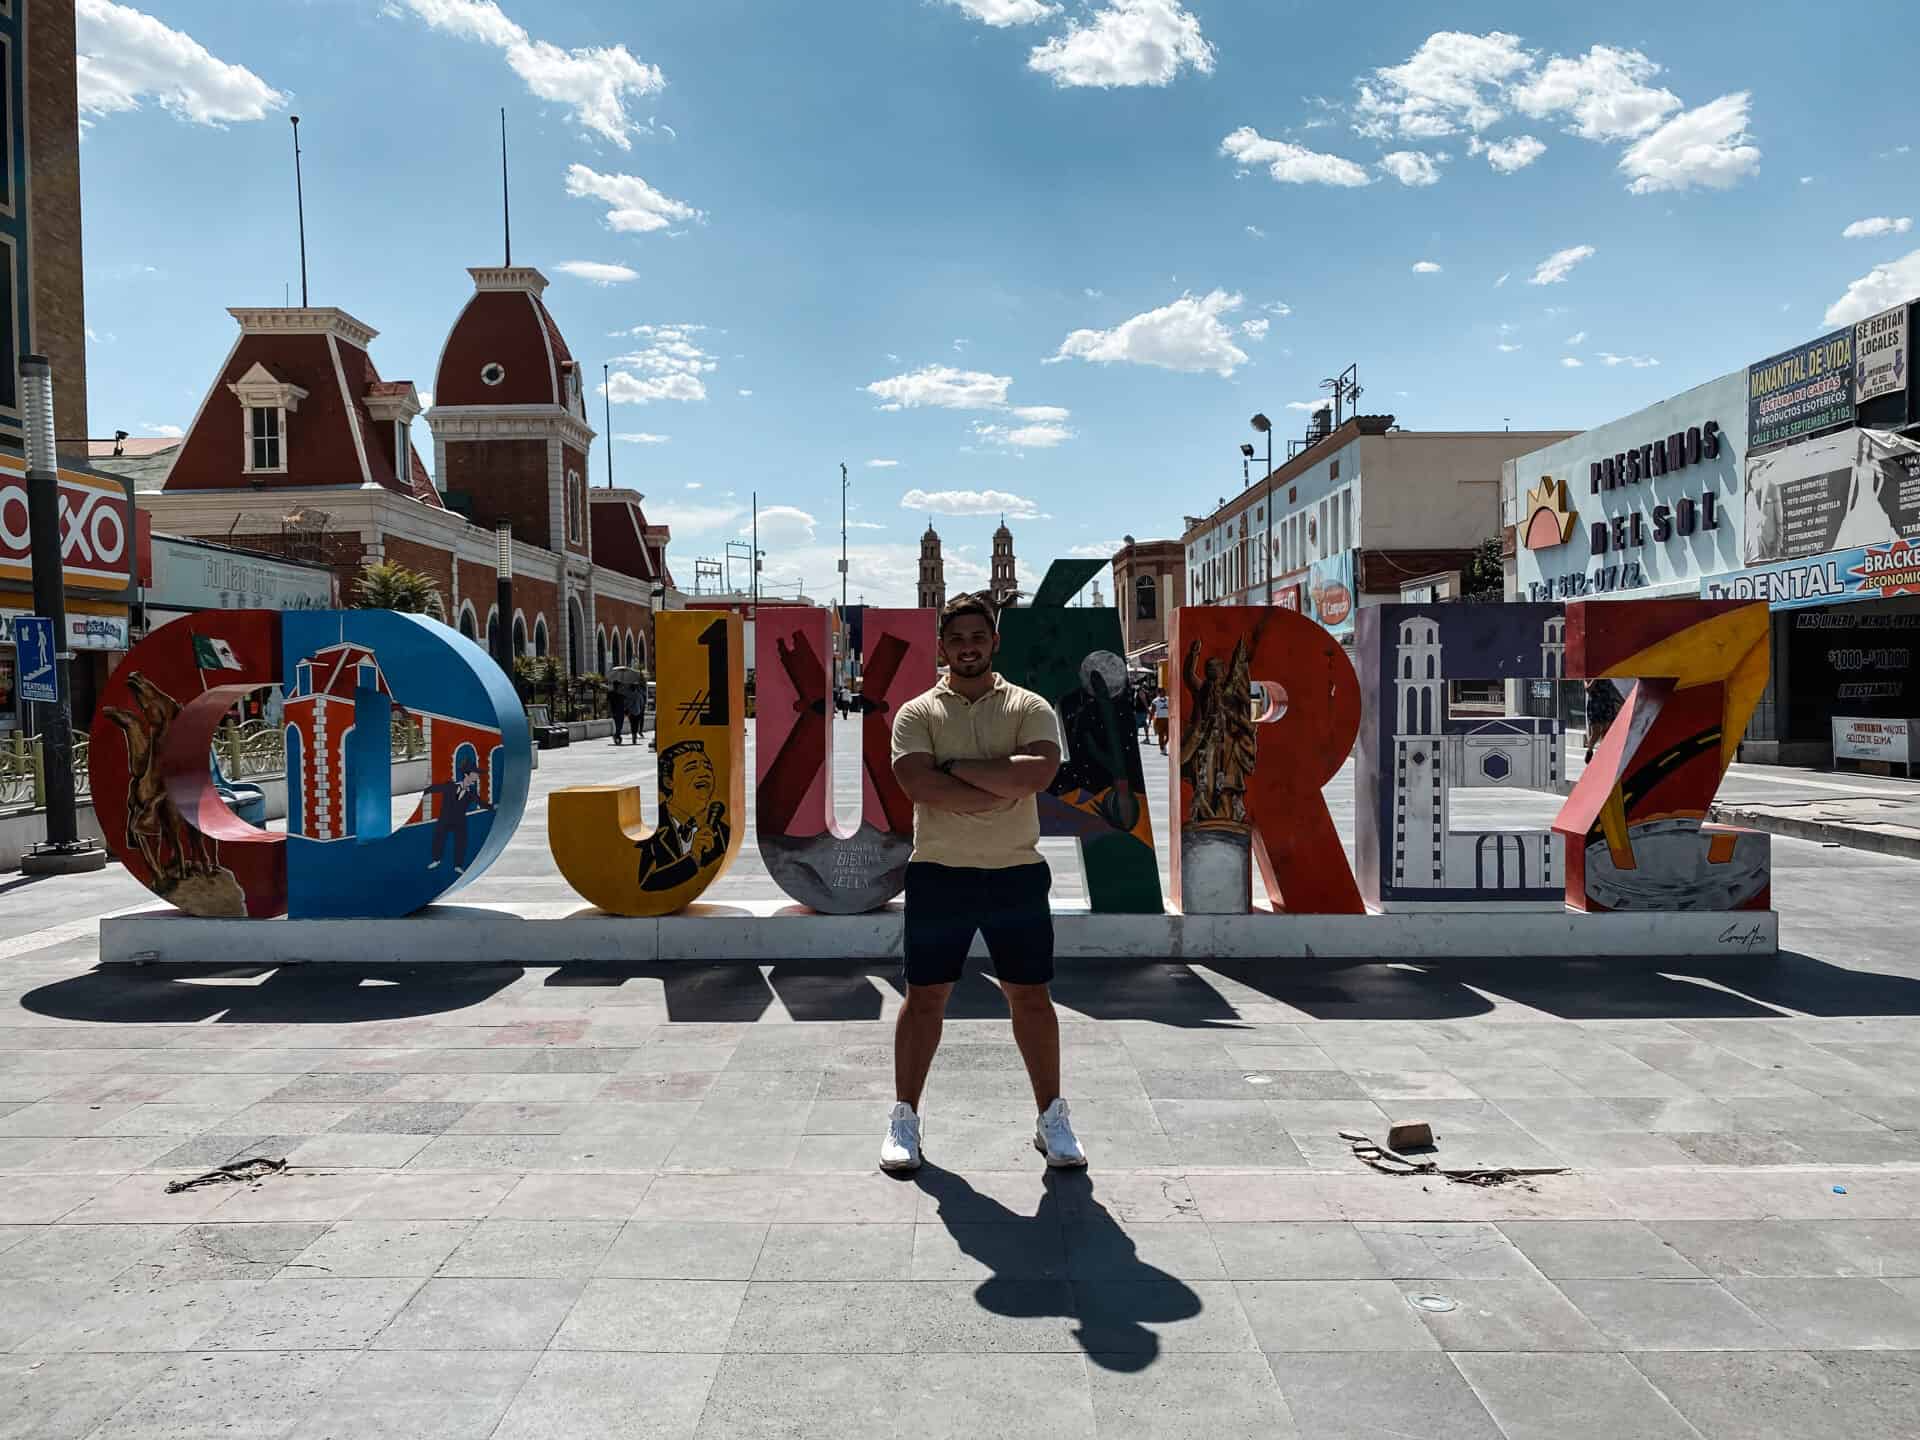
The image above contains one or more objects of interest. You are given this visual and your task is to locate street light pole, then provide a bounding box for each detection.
[1251,413,1274,604]
[18,355,101,872]
[494,520,514,674]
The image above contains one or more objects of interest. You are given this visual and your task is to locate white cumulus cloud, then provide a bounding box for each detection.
[615,432,670,444]
[1565,330,1587,344]
[972,419,1074,449]
[1354,29,1533,139]
[1285,398,1332,413]
[744,505,816,547]
[1412,260,1442,274]
[866,459,900,468]
[1027,0,1214,89]
[1050,290,1248,375]
[554,260,639,285]
[941,0,1059,23]
[1825,248,1920,325]
[565,164,703,234]
[1529,244,1596,285]
[1482,134,1545,173]
[900,488,1043,519]
[1380,150,1444,186]
[1598,352,1660,368]
[146,422,186,438]
[1240,318,1270,340]
[601,323,716,405]
[1843,216,1914,240]
[1618,92,1760,194]
[1510,45,1678,141]
[1221,127,1371,187]
[865,366,1013,411]
[1011,405,1071,421]
[1560,357,1583,368]
[401,0,664,149]
[1245,224,1267,239]
[76,0,285,126]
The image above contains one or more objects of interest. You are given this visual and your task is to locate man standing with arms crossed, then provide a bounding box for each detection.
[881,594,1086,1173]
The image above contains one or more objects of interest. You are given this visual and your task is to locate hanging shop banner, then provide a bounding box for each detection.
[1748,328,1855,452]
[1856,303,1909,406]
[1705,538,1920,611]
[1743,426,1920,564]
[1302,549,1356,640]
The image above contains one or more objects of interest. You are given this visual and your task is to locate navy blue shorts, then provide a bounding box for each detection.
[902,860,1055,988]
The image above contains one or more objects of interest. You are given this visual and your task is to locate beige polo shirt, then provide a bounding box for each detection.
[890,672,1061,870]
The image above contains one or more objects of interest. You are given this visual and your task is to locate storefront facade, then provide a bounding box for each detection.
[1509,298,1920,767]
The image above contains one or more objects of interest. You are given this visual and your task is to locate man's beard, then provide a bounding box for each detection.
[950,655,991,677]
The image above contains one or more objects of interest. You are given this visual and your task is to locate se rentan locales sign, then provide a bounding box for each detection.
[1855,303,1908,407]
[88,594,1777,925]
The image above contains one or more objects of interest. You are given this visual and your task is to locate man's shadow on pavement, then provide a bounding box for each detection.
[911,1162,1201,1373]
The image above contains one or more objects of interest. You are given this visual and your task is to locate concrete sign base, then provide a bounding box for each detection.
[100,903,1778,966]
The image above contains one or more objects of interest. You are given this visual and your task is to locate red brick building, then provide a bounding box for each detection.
[141,266,673,678]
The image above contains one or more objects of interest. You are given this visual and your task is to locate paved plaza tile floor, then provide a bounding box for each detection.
[5,730,1920,1435]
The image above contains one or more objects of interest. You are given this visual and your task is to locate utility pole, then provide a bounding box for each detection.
[839,462,849,613]
[751,491,759,607]
[19,357,103,873]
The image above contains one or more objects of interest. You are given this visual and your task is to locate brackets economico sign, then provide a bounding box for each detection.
[1704,538,1920,612]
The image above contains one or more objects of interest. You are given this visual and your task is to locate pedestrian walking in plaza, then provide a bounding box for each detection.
[1584,678,1622,764]
[1134,684,1151,738]
[607,682,628,745]
[1150,690,1170,753]
[882,593,1086,1174]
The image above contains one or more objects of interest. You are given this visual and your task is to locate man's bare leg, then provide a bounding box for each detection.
[1002,980,1061,1112]
[894,982,953,1113]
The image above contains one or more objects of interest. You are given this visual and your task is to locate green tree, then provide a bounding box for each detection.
[1463,536,1505,600]
[353,560,446,619]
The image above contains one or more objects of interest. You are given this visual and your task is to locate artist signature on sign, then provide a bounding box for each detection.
[1717,921,1769,951]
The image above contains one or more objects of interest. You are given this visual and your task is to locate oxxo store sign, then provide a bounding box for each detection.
[1516,375,1746,605]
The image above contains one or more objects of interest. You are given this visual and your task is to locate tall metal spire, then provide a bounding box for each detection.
[500,108,512,266]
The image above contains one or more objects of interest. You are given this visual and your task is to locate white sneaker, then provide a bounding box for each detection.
[1034,1098,1087,1168]
[879,1101,922,1172]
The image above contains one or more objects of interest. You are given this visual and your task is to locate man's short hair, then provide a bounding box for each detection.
[658,739,708,791]
[939,592,997,636]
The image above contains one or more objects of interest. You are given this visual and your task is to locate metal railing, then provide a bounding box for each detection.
[2,717,426,812]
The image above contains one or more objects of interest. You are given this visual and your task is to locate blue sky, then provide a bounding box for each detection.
[77,0,1920,606]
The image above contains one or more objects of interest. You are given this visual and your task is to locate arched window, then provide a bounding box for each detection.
[486,608,500,655]
[534,617,549,658]
[596,627,608,675]
[567,596,586,675]
[1135,575,1156,621]
[1420,690,1433,733]
[1426,654,1436,679]
[512,613,528,658]
[458,604,478,642]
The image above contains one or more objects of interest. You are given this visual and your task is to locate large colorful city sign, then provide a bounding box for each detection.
[91,588,1774,923]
